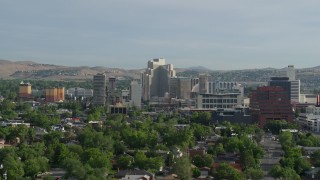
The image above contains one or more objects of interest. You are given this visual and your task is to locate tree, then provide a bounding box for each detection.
[264,120,297,134]
[192,154,213,168]
[134,151,147,169]
[3,155,24,179]
[172,156,192,180]
[190,112,212,126]
[24,158,41,177]
[62,157,86,179]
[279,131,293,150]
[192,168,201,178]
[269,165,301,180]
[240,150,258,169]
[82,148,112,170]
[311,150,320,167]
[244,167,264,180]
[191,123,212,141]
[213,162,244,180]
[117,155,133,169]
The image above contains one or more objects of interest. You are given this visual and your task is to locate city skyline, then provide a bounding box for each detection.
[1,1,320,70]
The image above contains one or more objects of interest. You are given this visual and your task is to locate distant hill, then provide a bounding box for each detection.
[0,59,320,88]
[0,59,141,80]
[188,66,212,72]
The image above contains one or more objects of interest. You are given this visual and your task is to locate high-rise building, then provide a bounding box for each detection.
[280,65,296,81]
[108,77,117,105]
[199,74,208,94]
[269,77,291,100]
[19,81,32,99]
[250,86,294,127]
[93,73,106,106]
[141,58,176,101]
[169,77,192,99]
[276,65,300,103]
[130,81,142,108]
[45,87,65,102]
[108,77,116,93]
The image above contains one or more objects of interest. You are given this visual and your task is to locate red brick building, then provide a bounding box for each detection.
[250,86,294,127]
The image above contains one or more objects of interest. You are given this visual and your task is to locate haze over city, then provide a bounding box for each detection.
[1,0,320,70]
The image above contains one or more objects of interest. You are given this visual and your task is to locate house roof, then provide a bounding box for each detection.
[114,169,154,178]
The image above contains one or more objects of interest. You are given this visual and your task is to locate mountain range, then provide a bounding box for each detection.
[0,59,320,84]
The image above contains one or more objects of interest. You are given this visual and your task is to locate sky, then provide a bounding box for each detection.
[1,0,320,70]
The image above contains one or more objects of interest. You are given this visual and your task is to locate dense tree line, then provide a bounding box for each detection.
[0,98,269,179]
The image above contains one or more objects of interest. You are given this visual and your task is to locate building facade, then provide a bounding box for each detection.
[250,86,294,127]
[275,65,300,103]
[19,81,32,99]
[45,87,65,102]
[199,74,209,94]
[93,73,107,106]
[297,113,320,133]
[66,87,93,100]
[141,58,176,101]
[196,93,242,109]
[130,81,142,108]
[169,77,192,99]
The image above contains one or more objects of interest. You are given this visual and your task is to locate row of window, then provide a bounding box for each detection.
[202,104,235,109]
[202,99,237,103]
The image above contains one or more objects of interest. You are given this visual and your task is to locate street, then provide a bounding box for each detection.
[260,134,283,180]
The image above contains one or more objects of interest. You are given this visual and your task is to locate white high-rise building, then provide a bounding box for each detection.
[280,65,296,81]
[130,81,142,108]
[141,58,176,101]
[278,65,300,103]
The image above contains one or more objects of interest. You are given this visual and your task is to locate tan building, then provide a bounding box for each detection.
[45,87,65,102]
[141,58,176,101]
[169,77,192,99]
[19,81,32,98]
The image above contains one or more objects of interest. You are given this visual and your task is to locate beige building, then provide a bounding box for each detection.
[169,77,192,99]
[45,88,65,102]
[19,81,32,98]
[141,58,176,101]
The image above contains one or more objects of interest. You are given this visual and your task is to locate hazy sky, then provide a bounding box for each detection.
[1,0,320,70]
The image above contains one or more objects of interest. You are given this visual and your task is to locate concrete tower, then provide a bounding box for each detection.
[130,81,142,108]
[93,73,106,106]
[141,58,176,101]
[275,65,300,103]
[199,74,208,94]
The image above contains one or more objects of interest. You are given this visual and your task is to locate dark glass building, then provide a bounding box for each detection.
[250,86,294,127]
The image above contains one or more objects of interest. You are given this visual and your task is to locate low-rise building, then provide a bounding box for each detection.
[196,93,242,109]
[297,113,320,132]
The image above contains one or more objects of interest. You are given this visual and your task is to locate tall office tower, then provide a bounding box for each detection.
[290,80,300,103]
[93,73,107,106]
[269,77,291,99]
[169,77,192,99]
[199,74,208,94]
[130,81,142,108]
[191,78,199,89]
[108,77,116,93]
[45,87,65,102]
[141,58,176,101]
[280,65,296,81]
[273,65,300,103]
[19,81,32,99]
[250,86,294,127]
[108,77,116,105]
